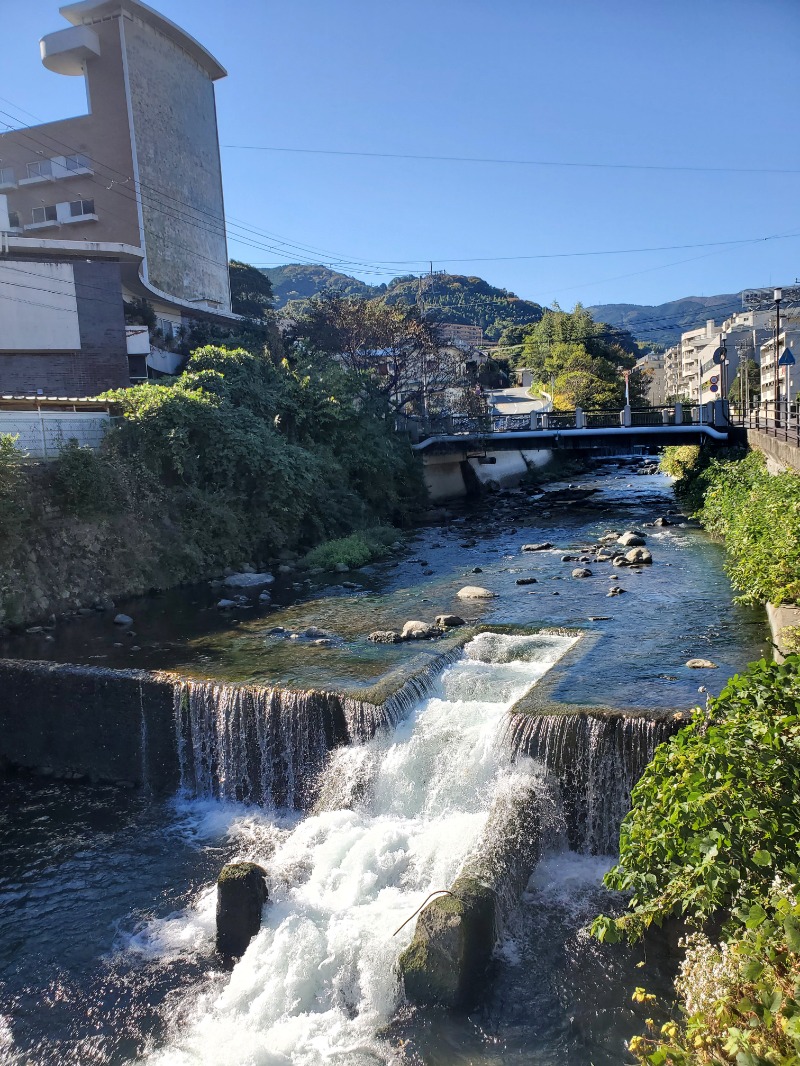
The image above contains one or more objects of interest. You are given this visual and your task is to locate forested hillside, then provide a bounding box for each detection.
[264,265,544,340]
[588,293,739,346]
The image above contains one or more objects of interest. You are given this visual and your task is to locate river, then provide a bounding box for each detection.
[0,460,769,1064]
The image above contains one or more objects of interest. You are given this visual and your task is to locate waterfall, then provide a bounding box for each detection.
[174,647,465,809]
[144,632,578,1066]
[174,683,347,809]
[504,711,678,854]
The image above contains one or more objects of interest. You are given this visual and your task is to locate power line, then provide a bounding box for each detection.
[222,143,800,177]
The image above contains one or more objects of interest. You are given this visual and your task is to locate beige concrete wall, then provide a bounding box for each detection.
[0,261,80,351]
[121,15,231,311]
[422,452,468,501]
[746,428,800,475]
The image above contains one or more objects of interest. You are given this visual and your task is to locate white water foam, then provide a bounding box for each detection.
[137,632,576,1065]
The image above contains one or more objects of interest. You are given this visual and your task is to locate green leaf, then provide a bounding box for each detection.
[785,915,800,953]
[752,850,772,867]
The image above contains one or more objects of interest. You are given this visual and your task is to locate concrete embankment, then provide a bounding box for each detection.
[767,602,800,662]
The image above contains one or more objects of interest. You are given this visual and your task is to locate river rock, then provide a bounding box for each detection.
[224,572,275,588]
[653,517,673,526]
[402,620,438,640]
[612,556,629,567]
[435,614,465,628]
[617,531,646,547]
[572,568,592,578]
[113,613,133,626]
[625,547,652,565]
[258,592,272,603]
[216,599,237,609]
[607,587,626,596]
[334,563,349,573]
[303,626,332,639]
[368,630,403,643]
[216,862,268,959]
[522,543,553,552]
[457,586,497,600]
[516,577,538,585]
[686,658,717,669]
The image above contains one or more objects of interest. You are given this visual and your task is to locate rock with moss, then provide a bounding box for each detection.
[398,876,495,1009]
[216,862,268,959]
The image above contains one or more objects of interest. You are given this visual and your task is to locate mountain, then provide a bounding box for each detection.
[587,293,740,347]
[382,274,543,338]
[263,265,544,340]
[262,265,378,306]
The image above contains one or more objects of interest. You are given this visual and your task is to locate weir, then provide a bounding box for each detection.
[504,710,679,854]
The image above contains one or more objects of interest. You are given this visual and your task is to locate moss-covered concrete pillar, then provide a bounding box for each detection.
[216,862,268,959]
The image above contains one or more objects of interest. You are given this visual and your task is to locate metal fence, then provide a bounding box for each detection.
[0,411,113,459]
[739,401,800,445]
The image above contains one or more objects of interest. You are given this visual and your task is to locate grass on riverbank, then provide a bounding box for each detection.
[661,445,800,607]
[593,654,800,1065]
[302,527,401,570]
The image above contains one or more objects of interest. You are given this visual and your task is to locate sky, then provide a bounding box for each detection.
[3,0,800,309]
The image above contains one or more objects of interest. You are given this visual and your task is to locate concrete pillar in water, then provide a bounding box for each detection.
[216,862,268,959]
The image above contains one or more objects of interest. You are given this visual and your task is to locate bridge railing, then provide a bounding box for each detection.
[740,401,800,445]
[401,401,734,442]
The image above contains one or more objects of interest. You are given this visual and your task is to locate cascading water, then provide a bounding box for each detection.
[142,632,577,1065]
[504,710,678,854]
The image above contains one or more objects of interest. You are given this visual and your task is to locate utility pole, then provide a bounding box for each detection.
[774,288,782,423]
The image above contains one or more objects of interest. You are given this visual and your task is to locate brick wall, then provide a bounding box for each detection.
[0,261,130,396]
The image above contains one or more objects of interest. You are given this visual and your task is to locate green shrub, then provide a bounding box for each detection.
[302,527,399,570]
[49,441,122,516]
[661,447,800,607]
[0,434,26,538]
[593,656,800,946]
[594,657,800,1066]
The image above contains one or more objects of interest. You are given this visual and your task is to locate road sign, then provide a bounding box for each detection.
[778,349,796,367]
[712,347,726,365]
[710,374,719,384]
[709,383,719,393]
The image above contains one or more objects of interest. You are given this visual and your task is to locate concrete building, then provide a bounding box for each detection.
[0,0,237,395]
[635,350,666,406]
[672,308,772,407]
[760,319,800,406]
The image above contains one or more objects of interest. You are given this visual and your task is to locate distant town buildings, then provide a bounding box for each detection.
[438,323,484,347]
[663,296,799,408]
[0,0,237,396]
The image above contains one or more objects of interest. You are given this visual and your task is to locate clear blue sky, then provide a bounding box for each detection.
[3,0,799,308]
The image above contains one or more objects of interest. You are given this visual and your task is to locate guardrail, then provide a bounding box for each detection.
[740,401,800,445]
[403,401,733,441]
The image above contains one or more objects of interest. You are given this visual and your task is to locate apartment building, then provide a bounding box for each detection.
[760,318,800,405]
[0,0,236,396]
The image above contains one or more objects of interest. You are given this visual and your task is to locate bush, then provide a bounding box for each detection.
[302,527,399,570]
[661,447,800,606]
[0,434,26,538]
[593,656,800,1065]
[49,441,122,516]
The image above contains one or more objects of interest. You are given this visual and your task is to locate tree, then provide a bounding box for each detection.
[729,357,760,410]
[287,292,468,416]
[520,305,644,409]
[229,260,274,320]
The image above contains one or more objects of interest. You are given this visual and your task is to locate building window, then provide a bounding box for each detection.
[26,159,52,179]
[31,205,58,224]
[8,211,20,229]
[0,166,14,185]
[65,153,90,172]
[69,199,95,217]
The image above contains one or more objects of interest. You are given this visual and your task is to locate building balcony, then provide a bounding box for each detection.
[23,219,62,232]
[63,212,98,225]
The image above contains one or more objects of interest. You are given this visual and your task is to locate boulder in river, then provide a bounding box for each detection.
[686,658,717,669]
[515,578,538,586]
[625,547,652,565]
[522,543,553,552]
[572,568,592,578]
[402,620,439,640]
[617,531,646,547]
[368,631,403,644]
[612,556,630,567]
[223,572,275,588]
[457,586,497,600]
[113,613,133,626]
[216,862,268,960]
[216,599,237,610]
[653,517,673,526]
[435,614,465,628]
